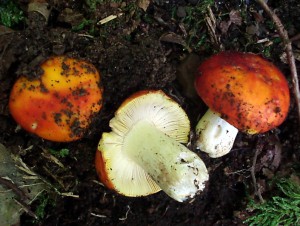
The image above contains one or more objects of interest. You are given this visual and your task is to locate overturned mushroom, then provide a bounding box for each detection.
[9,56,103,142]
[95,90,208,202]
[194,51,290,158]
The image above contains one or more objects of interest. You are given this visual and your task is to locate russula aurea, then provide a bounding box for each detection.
[194,51,290,158]
[9,56,103,142]
[95,90,208,202]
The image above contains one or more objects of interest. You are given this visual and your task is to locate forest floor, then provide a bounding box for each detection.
[0,0,300,225]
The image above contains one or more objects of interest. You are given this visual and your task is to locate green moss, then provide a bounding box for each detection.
[34,194,52,220]
[178,0,214,51]
[0,1,24,27]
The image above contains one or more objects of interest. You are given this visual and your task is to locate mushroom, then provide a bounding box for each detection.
[194,51,290,158]
[9,56,103,142]
[95,90,208,202]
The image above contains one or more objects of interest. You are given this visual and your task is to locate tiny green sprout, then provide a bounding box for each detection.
[71,19,93,32]
[49,148,70,158]
[85,0,100,11]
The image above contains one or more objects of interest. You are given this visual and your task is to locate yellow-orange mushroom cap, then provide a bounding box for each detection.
[9,56,103,142]
[195,51,290,134]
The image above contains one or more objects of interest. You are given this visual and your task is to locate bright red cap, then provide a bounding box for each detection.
[195,51,290,134]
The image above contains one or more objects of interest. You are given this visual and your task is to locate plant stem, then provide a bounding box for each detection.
[250,141,264,203]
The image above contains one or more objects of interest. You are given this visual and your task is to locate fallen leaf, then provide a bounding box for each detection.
[229,10,242,26]
[57,8,84,26]
[160,32,186,46]
[0,144,48,225]
[219,20,231,34]
[176,53,201,99]
[138,0,150,11]
[219,10,242,34]
[0,25,14,36]
[251,10,264,23]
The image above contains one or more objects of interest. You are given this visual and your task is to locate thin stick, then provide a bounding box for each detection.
[0,177,29,201]
[14,198,38,219]
[0,177,38,219]
[256,0,300,122]
[250,141,264,203]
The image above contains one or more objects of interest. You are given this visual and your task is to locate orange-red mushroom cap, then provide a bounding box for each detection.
[9,56,103,142]
[195,51,290,134]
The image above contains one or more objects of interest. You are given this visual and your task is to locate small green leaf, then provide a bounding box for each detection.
[49,148,70,158]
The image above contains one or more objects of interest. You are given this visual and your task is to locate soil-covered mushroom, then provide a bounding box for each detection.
[194,51,290,158]
[9,56,103,142]
[95,90,208,202]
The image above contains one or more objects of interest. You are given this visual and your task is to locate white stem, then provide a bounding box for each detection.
[123,120,208,202]
[195,109,238,158]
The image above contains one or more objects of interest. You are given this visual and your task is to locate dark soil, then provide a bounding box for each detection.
[0,0,300,225]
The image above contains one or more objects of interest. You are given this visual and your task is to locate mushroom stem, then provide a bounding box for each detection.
[195,109,238,158]
[124,120,208,202]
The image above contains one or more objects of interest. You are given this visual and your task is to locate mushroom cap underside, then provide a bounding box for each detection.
[96,90,191,197]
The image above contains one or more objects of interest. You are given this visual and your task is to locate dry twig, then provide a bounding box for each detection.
[256,0,300,122]
[250,140,264,203]
[0,177,29,201]
[14,199,38,219]
[0,176,38,219]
